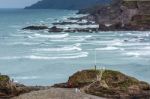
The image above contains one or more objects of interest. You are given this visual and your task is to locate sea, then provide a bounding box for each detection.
[0,9,150,86]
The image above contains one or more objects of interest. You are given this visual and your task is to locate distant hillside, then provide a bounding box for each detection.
[25,0,111,10]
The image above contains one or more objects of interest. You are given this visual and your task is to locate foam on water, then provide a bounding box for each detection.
[34,46,82,52]
[125,31,150,37]
[50,35,92,42]
[95,46,122,51]
[33,33,69,39]
[89,39,124,46]
[33,43,82,52]
[4,42,39,46]
[57,24,99,29]
[123,50,150,57]
[0,52,88,60]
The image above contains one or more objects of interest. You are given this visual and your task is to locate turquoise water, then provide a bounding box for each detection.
[0,9,150,85]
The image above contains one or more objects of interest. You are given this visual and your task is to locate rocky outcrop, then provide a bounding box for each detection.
[78,0,150,30]
[0,74,47,98]
[0,75,28,98]
[22,26,48,30]
[48,26,64,32]
[53,21,95,25]
[22,0,150,32]
[54,69,150,99]
[48,26,99,33]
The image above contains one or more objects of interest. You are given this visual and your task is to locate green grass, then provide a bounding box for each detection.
[0,75,10,82]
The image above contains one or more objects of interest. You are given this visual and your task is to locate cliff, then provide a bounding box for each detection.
[79,0,150,30]
[25,0,111,10]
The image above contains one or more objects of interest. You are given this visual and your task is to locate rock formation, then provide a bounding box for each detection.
[0,74,47,98]
[54,69,150,99]
[22,26,48,30]
[79,0,150,30]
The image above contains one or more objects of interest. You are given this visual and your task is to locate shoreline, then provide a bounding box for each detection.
[22,10,150,32]
[1,69,150,99]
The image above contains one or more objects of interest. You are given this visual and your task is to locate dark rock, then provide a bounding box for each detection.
[48,26,98,33]
[78,0,150,31]
[64,28,98,33]
[22,26,48,30]
[48,26,64,32]
[52,21,95,25]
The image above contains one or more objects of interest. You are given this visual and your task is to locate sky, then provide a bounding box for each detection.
[0,0,40,8]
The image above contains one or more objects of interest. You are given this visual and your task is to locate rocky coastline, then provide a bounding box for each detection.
[78,0,150,31]
[22,1,150,32]
[1,69,150,99]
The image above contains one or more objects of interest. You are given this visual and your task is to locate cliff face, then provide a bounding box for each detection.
[25,0,111,10]
[79,0,150,30]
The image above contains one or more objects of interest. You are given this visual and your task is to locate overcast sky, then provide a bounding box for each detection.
[0,0,40,8]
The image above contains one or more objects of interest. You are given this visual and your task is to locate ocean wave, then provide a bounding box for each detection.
[110,40,124,46]
[34,46,82,51]
[124,52,141,57]
[123,51,150,57]
[90,39,124,46]
[74,43,81,47]
[0,52,88,60]
[95,46,124,51]
[50,35,91,42]
[33,43,82,52]
[125,31,150,37]
[19,30,35,34]
[121,43,150,47]
[5,42,39,46]
[33,33,69,39]
[143,46,150,50]
[74,35,92,38]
